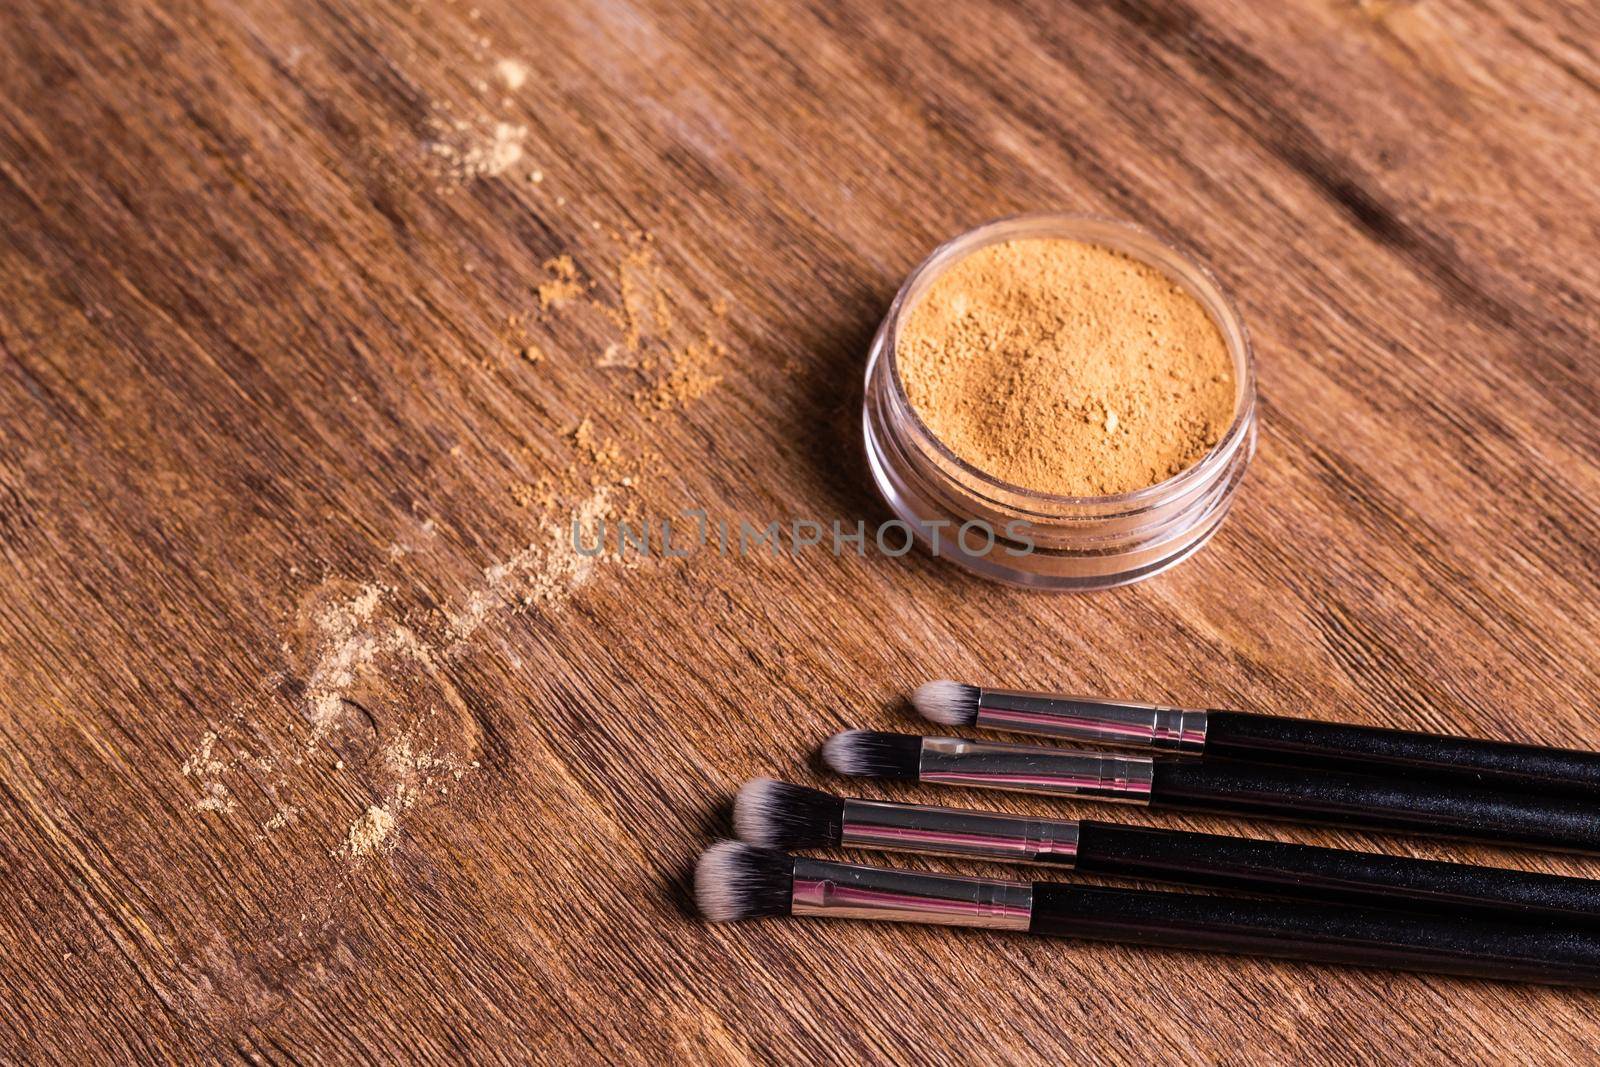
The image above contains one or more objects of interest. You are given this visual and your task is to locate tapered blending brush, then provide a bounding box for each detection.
[734,779,1600,923]
[913,681,1600,800]
[694,842,1600,986]
[822,731,1600,853]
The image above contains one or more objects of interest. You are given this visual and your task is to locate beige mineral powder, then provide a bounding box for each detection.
[896,237,1236,497]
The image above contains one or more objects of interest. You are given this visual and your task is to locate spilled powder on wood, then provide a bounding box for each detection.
[384,730,470,782]
[528,236,729,414]
[178,229,722,861]
[184,729,238,813]
[495,58,528,90]
[480,123,526,174]
[597,342,634,369]
[344,804,397,857]
[303,585,384,736]
[428,114,526,181]
[338,728,478,859]
[537,255,585,309]
[448,484,614,640]
[182,730,225,779]
[644,331,725,411]
[195,780,237,814]
[570,418,623,472]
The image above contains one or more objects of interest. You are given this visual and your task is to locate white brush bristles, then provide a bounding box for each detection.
[695,841,752,922]
[733,778,783,847]
[694,841,793,922]
[821,730,871,776]
[911,680,980,726]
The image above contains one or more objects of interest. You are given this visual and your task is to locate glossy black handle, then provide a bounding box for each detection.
[1148,759,1600,853]
[1073,820,1600,922]
[1208,710,1600,800]
[1030,882,1600,986]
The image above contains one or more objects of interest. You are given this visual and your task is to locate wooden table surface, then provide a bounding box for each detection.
[3,0,1599,1062]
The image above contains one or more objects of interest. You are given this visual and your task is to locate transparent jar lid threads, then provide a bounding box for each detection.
[862,215,1257,591]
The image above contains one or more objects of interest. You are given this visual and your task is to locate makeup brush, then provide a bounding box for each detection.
[695,841,1600,986]
[735,778,1600,923]
[822,730,1600,853]
[913,681,1600,800]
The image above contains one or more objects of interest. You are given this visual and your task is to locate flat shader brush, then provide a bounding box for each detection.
[735,779,1600,924]
[822,730,1600,854]
[695,842,1600,987]
[914,680,1600,801]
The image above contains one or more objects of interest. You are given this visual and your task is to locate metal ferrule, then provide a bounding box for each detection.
[840,798,1080,865]
[918,737,1156,803]
[790,856,1033,930]
[974,689,1208,755]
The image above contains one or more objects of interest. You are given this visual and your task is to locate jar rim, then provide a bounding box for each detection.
[881,212,1258,510]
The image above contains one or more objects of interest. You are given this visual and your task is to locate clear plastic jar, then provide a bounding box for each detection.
[862,214,1257,591]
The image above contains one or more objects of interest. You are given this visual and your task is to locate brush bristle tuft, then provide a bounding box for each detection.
[695,841,795,922]
[911,680,980,726]
[821,730,923,780]
[734,779,845,850]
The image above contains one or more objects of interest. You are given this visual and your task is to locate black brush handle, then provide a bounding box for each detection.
[1030,882,1600,986]
[1073,820,1600,923]
[1148,758,1600,853]
[1208,709,1600,799]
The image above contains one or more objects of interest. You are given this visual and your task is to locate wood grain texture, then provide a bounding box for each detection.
[1,0,1598,1061]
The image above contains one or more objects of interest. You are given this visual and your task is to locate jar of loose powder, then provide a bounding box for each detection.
[862,215,1257,590]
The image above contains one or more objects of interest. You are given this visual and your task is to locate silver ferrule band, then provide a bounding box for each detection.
[974,690,1208,755]
[790,856,1033,930]
[918,737,1156,803]
[840,798,1081,865]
